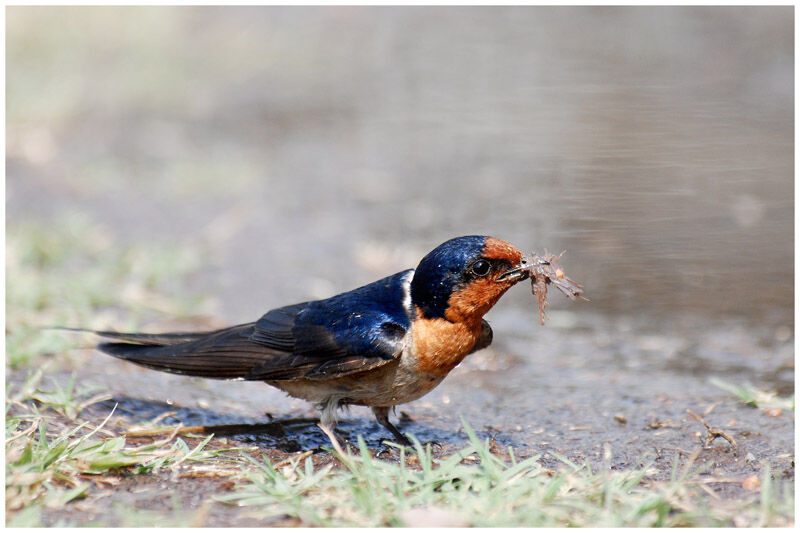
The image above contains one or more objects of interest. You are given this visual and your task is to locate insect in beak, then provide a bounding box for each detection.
[496,255,545,282]
[496,251,587,324]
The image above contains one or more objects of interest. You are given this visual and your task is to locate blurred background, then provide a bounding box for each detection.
[5,6,795,458]
[7,6,793,325]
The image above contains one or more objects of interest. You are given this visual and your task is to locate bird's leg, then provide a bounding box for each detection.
[372,406,412,446]
[318,397,348,456]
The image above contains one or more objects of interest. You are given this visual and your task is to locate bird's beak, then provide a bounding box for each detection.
[496,257,535,283]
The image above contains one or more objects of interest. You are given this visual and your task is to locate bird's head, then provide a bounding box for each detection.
[410,236,528,323]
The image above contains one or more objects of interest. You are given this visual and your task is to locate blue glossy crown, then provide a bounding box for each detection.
[410,235,488,319]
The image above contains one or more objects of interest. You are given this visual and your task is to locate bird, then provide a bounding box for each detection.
[90,235,534,449]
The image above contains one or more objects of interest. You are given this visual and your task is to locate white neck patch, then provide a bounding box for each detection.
[401,269,415,320]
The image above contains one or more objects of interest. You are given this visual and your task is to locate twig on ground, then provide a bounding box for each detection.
[686,409,737,450]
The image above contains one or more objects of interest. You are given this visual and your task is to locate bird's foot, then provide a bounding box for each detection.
[381,434,413,448]
[317,423,355,456]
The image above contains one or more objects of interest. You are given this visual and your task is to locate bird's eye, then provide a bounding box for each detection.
[470,259,491,277]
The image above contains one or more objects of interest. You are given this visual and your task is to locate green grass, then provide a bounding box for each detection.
[5,369,251,525]
[219,425,793,527]
[711,379,795,411]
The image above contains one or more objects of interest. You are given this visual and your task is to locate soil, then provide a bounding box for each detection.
[21,308,794,526]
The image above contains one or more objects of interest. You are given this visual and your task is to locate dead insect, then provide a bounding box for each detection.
[503,251,586,325]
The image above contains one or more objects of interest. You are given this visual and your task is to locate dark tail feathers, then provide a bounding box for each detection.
[91,324,268,380]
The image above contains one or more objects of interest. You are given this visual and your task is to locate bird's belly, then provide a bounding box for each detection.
[266,355,446,407]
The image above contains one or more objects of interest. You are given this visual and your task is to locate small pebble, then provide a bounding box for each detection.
[742,475,760,490]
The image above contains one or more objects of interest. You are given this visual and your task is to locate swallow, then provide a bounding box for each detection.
[91,235,533,448]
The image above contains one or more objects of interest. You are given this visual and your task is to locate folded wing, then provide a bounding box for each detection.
[96,270,414,381]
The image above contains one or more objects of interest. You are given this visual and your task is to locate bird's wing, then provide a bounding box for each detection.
[246,300,407,380]
[96,270,414,381]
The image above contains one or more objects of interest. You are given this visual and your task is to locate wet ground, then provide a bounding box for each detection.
[6,6,794,526]
[25,307,794,526]
[66,309,793,459]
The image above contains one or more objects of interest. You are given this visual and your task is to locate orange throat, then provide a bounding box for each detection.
[411,314,483,376]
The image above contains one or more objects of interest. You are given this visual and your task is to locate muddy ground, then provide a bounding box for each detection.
[6,6,794,526]
[17,308,794,526]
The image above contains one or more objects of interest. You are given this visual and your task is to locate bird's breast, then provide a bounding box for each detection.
[409,315,483,376]
[266,317,483,408]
